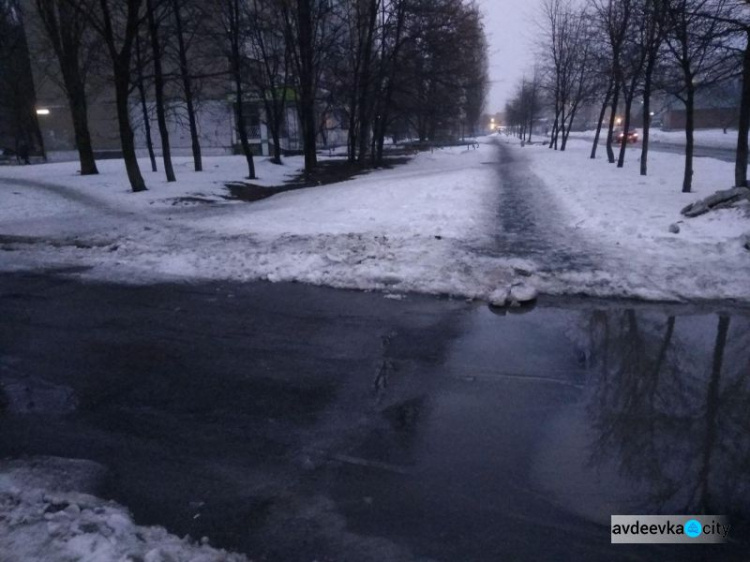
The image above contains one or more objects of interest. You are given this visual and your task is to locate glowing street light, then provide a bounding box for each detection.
[36,108,50,116]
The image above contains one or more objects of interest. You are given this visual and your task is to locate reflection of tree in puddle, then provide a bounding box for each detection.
[584,309,750,518]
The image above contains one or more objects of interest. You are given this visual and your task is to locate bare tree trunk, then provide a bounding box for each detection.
[348,88,359,162]
[591,88,611,160]
[640,60,655,176]
[561,104,579,151]
[146,0,175,182]
[226,0,256,179]
[135,35,157,172]
[234,74,256,179]
[617,89,634,168]
[548,111,560,149]
[172,0,202,172]
[268,112,283,164]
[67,82,98,175]
[735,32,750,188]
[356,0,378,165]
[114,66,147,192]
[297,0,317,173]
[606,80,620,164]
[683,83,695,193]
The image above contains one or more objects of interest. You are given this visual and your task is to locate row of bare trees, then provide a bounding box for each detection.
[505,0,750,193]
[14,0,488,192]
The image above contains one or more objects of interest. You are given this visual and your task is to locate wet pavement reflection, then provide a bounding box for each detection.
[0,274,748,561]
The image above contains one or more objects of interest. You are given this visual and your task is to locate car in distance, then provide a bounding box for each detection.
[616,129,639,143]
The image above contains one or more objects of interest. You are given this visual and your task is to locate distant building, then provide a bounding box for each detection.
[661,82,741,131]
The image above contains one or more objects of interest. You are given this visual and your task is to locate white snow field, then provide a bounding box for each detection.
[0,143,520,300]
[0,135,748,302]
[0,457,248,562]
[520,137,750,301]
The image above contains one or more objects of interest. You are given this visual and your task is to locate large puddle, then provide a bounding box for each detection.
[0,275,748,561]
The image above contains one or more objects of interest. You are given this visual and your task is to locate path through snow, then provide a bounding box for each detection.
[479,141,605,273]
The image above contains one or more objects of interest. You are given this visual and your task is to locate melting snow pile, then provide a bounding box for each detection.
[0,457,248,562]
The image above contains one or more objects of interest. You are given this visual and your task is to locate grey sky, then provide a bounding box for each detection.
[477,0,541,114]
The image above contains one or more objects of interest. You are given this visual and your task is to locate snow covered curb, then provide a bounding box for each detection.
[0,457,248,562]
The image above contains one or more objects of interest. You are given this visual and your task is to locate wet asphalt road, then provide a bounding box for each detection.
[647,140,735,162]
[568,133,736,163]
[1,271,749,562]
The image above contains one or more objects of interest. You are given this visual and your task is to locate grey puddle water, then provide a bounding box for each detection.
[0,273,748,561]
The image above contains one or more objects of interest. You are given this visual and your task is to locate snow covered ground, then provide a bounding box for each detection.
[519,137,750,301]
[0,457,248,562]
[0,144,521,300]
[0,135,748,302]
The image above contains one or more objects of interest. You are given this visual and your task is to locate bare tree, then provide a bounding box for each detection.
[134,30,157,172]
[616,0,652,168]
[736,23,750,187]
[372,0,408,165]
[281,0,327,175]
[145,0,175,182]
[170,0,202,171]
[219,0,256,179]
[247,0,290,165]
[640,0,670,176]
[73,0,147,192]
[505,72,542,143]
[663,0,735,192]
[540,0,593,151]
[715,1,750,187]
[592,0,634,164]
[33,0,99,174]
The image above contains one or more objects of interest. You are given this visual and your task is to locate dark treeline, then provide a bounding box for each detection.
[7,0,489,192]
[0,0,45,160]
[504,0,749,193]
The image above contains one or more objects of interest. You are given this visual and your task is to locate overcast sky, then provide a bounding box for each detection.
[477,0,541,114]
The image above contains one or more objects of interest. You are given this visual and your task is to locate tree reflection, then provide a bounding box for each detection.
[583,309,750,517]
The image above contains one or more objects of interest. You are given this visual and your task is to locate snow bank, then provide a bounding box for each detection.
[0,457,248,562]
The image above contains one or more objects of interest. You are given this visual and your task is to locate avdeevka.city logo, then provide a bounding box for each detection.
[610,515,730,544]
[684,519,702,538]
